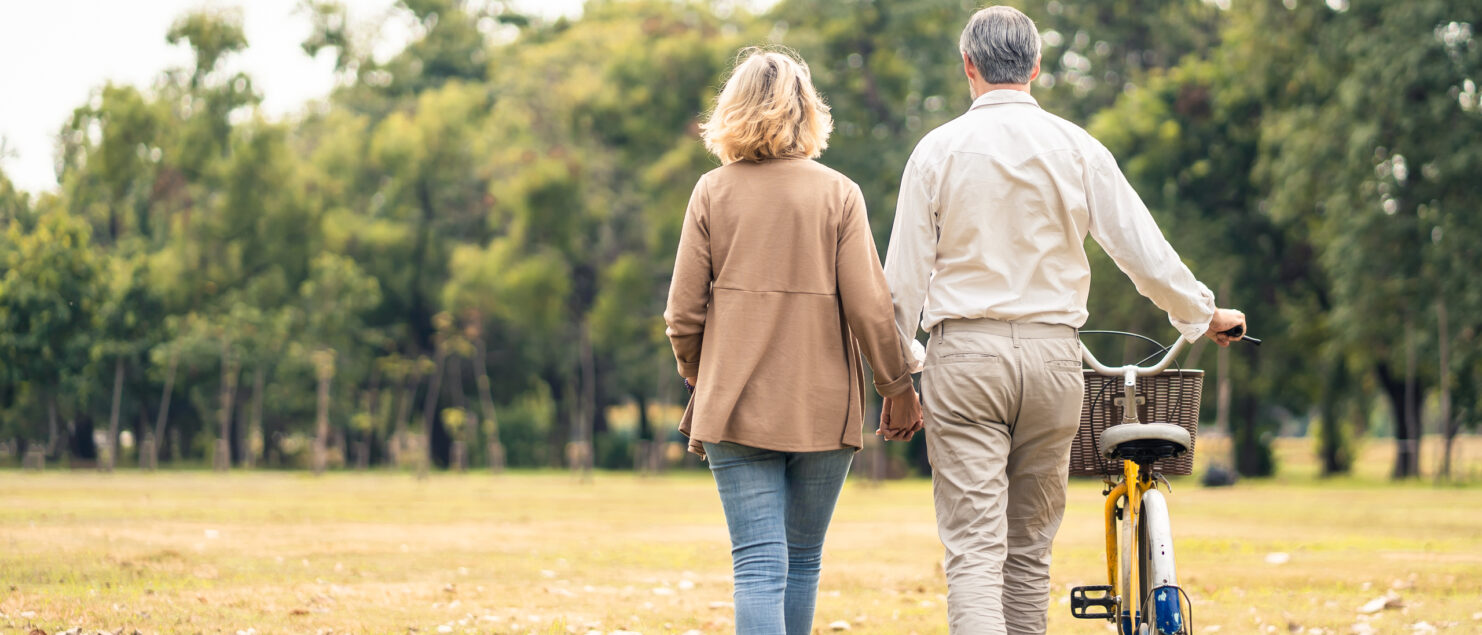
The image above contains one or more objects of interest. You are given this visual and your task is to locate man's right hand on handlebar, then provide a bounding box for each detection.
[1206,308,1247,347]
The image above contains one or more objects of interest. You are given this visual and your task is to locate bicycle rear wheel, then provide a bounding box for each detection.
[1137,489,1188,634]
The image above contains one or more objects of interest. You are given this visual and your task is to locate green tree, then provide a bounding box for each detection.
[58,84,164,242]
[93,255,165,470]
[0,167,27,226]
[298,253,382,473]
[1251,0,1482,478]
[0,211,104,457]
[1087,54,1317,476]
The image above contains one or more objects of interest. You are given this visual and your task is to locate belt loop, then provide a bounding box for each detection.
[1012,322,1022,348]
[937,322,947,341]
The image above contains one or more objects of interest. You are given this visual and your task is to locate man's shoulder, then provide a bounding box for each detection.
[1008,106,1113,157]
[1035,109,1116,163]
[909,117,965,160]
[904,123,962,177]
[909,104,1111,169]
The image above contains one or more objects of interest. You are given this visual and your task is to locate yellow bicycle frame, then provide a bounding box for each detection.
[1104,457,1153,630]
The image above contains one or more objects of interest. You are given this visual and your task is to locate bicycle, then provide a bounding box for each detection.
[1068,326,1258,635]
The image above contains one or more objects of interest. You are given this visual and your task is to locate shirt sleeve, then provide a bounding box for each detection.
[1085,148,1216,343]
[883,157,936,372]
[663,175,712,378]
[836,183,915,398]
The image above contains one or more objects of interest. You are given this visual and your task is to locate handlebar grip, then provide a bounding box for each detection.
[1220,325,1262,346]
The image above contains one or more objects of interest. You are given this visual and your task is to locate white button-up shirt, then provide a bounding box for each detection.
[884,89,1216,370]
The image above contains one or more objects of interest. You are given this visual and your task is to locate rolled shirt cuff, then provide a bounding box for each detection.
[1173,318,1210,344]
[907,339,926,373]
[874,370,916,398]
[1171,282,1217,344]
[677,361,700,379]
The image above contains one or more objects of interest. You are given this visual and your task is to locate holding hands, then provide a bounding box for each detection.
[878,385,924,442]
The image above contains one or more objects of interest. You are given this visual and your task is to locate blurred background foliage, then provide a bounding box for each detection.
[0,0,1478,480]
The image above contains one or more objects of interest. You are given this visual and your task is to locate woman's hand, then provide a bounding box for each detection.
[878,386,924,442]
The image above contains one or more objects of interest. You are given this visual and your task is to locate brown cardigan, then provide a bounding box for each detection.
[663,158,915,457]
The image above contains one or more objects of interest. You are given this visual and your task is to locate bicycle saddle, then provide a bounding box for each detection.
[1098,422,1191,463]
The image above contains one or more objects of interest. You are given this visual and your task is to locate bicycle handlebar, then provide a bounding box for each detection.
[1082,337,1189,377]
[1221,324,1262,345]
[1081,326,1259,377]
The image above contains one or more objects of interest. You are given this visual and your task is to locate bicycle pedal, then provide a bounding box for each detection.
[1070,585,1117,620]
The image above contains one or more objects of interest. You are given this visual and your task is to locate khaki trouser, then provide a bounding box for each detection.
[921,318,1084,635]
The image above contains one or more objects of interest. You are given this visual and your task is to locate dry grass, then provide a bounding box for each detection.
[2,437,1481,635]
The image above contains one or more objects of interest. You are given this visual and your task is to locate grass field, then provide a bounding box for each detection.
[3,438,1481,635]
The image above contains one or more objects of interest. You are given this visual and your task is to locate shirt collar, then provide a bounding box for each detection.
[968,89,1040,111]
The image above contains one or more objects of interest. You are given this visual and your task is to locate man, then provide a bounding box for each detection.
[879,6,1247,634]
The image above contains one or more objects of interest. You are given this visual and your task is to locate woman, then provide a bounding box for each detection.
[663,47,923,634]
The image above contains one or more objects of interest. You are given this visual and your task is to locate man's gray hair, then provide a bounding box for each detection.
[959,6,1041,85]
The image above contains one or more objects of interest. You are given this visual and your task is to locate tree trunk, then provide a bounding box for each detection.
[408,179,437,351]
[63,416,78,465]
[1441,364,1469,482]
[374,371,394,464]
[46,393,59,457]
[450,352,470,464]
[1376,360,1420,480]
[383,378,401,466]
[364,365,381,468]
[312,350,335,475]
[546,373,569,468]
[215,340,239,472]
[1436,300,1453,481]
[332,425,346,470]
[149,352,178,471]
[451,440,467,472]
[1234,393,1267,476]
[105,357,125,472]
[634,392,652,474]
[393,370,420,466]
[472,337,504,473]
[1404,316,1416,474]
[136,405,151,470]
[1318,358,1351,476]
[23,445,45,471]
[574,322,596,481]
[1402,317,1420,479]
[247,366,266,469]
[419,345,448,479]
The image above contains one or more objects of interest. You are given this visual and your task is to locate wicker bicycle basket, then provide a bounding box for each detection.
[1071,369,1204,477]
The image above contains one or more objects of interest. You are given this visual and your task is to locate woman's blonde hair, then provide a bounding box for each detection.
[701,47,833,164]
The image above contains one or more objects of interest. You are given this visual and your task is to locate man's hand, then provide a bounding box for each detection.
[878,386,924,442]
[1205,308,1247,347]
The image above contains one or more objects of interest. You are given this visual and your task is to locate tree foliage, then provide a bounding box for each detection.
[1,0,1478,478]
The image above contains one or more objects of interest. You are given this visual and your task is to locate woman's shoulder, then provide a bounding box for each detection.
[708,159,859,193]
[794,159,858,187]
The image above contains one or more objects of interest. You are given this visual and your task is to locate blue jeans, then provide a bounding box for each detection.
[703,441,855,635]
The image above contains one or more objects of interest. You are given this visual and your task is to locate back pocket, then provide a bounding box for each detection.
[939,352,1002,364]
[1045,359,1082,372]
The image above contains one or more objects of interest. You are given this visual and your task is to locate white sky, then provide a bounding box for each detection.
[0,0,584,194]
